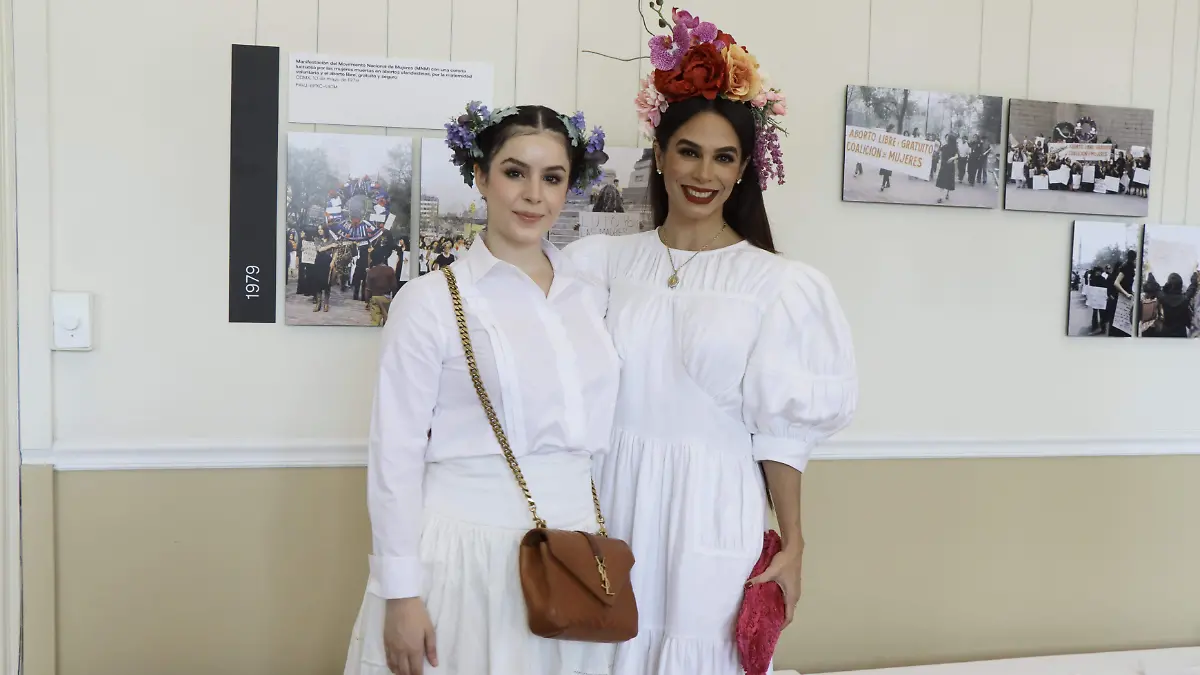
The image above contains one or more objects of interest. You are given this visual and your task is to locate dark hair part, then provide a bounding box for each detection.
[649,97,777,253]
[473,105,587,188]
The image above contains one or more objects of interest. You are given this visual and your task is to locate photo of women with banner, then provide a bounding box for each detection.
[1067,220,1140,338]
[842,85,1003,208]
[1005,99,1153,218]
[1138,224,1200,338]
[284,132,413,327]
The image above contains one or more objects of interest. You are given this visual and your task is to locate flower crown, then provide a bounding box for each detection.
[633,4,788,189]
[444,101,609,194]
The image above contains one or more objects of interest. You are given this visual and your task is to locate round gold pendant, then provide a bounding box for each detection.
[667,273,679,289]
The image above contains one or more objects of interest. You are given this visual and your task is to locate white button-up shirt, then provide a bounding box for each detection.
[367,237,620,599]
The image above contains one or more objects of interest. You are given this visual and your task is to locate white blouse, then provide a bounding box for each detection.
[564,230,857,470]
[366,237,619,599]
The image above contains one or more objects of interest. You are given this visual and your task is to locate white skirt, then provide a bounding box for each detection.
[343,452,616,675]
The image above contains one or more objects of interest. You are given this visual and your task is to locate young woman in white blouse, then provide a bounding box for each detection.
[565,11,858,674]
[343,103,618,675]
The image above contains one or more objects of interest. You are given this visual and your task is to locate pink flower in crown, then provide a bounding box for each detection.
[764,89,787,115]
[634,76,669,135]
[671,9,719,46]
[692,20,718,44]
[649,22,692,71]
[672,8,700,28]
[751,70,773,108]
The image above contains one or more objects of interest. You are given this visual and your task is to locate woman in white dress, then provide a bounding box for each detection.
[344,102,618,675]
[565,9,858,674]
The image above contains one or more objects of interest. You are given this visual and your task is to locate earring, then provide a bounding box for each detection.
[737,178,742,184]
[657,169,663,175]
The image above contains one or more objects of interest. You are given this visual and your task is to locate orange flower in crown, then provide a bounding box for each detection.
[635,4,788,189]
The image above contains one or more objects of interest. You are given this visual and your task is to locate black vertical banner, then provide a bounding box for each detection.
[228,44,280,323]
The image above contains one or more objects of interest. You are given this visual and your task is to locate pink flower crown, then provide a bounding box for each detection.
[634,4,788,189]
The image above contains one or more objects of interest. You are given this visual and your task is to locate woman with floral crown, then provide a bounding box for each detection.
[343,102,621,675]
[565,6,858,674]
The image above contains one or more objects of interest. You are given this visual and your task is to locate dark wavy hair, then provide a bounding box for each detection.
[470,105,587,189]
[650,97,777,253]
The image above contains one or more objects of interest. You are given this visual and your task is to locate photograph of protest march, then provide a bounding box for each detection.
[1137,224,1200,338]
[547,146,654,248]
[284,132,413,327]
[418,138,487,274]
[1005,99,1153,217]
[1067,220,1141,338]
[842,85,1004,208]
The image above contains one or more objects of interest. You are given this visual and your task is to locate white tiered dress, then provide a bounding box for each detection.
[564,230,858,675]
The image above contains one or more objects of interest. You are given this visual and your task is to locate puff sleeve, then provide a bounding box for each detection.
[743,263,858,473]
[366,279,447,598]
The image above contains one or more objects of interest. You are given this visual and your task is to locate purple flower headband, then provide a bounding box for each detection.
[444,101,609,194]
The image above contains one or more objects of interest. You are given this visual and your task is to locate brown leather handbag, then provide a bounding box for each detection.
[442,267,638,643]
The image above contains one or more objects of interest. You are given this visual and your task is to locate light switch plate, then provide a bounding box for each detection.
[51,291,92,351]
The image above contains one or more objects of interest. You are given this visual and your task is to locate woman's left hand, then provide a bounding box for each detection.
[746,544,803,628]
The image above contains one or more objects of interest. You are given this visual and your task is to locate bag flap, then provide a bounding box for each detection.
[529,530,634,605]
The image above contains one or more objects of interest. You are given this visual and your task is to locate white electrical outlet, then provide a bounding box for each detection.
[51,291,93,351]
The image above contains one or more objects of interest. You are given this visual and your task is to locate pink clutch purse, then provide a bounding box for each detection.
[735,530,787,675]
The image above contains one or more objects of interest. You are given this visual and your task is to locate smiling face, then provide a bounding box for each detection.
[475,129,572,247]
[654,111,748,224]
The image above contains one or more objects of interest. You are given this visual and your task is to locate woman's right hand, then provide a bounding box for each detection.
[383,597,438,675]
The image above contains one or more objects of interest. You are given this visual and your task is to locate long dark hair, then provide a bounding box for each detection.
[649,96,777,253]
[473,105,587,187]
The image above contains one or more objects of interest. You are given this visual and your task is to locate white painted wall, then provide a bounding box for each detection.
[14,0,1200,459]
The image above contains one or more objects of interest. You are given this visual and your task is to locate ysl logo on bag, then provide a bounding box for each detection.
[596,557,613,596]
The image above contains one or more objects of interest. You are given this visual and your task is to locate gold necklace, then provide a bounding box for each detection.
[659,223,728,289]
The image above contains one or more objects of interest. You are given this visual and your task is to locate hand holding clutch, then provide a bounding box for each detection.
[736,530,796,675]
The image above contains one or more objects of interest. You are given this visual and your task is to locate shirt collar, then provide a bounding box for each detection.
[459,233,575,286]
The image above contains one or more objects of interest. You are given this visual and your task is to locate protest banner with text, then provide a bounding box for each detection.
[844,126,935,180]
[1047,142,1113,163]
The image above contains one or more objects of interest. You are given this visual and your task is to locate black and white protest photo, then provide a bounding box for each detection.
[547,146,654,248]
[843,85,1003,208]
[284,132,413,327]
[1004,99,1153,217]
[1138,224,1200,338]
[1068,220,1141,338]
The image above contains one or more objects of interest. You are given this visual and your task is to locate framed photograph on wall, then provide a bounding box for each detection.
[842,85,1004,208]
[283,132,413,327]
[1138,223,1200,338]
[1067,220,1141,338]
[547,146,654,249]
[1004,99,1153,217]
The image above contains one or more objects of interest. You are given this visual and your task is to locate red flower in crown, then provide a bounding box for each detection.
[653,42,728,102]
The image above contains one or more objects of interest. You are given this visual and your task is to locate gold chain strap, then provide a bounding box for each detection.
[442,267,608,538]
